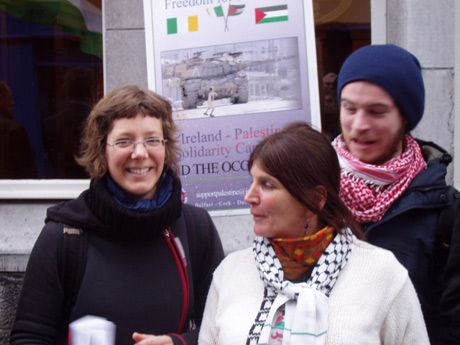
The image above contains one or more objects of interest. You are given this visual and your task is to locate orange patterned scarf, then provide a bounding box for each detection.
[271,226,335,281]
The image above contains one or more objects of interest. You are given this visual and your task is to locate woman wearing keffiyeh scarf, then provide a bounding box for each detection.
[198,122,429,345]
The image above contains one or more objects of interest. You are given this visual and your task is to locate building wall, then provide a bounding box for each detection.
[0,0,455,343]
[388,0,455,182]
[455,0,460,189]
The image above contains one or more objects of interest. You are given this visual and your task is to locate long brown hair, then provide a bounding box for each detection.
[248,121,361,236]
[76,85,180,178]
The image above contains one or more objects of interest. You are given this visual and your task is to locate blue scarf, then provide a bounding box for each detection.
[106,173,174,211]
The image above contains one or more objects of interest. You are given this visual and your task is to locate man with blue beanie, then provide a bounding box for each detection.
[333,44,459,345]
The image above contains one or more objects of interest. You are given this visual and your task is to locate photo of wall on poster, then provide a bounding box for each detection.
[143,0,320,214]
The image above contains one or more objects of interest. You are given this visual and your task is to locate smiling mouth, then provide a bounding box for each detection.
[127,167,152,175]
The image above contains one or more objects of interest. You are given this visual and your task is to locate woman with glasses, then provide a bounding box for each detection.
[11,85,224,345]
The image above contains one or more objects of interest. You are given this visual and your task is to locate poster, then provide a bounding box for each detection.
[144,0,320,213]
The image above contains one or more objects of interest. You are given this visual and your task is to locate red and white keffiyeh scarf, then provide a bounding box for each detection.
[333,134,426,223]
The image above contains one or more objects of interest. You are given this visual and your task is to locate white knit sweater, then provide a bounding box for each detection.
[198,239,430,345]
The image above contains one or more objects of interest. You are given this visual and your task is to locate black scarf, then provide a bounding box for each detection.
[84,172,182,239]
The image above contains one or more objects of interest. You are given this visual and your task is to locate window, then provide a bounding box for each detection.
[0,1,371,198]
[313,0,371,137]
[0,0,103,181]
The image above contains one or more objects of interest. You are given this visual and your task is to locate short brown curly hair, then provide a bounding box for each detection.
[76,85,179,178]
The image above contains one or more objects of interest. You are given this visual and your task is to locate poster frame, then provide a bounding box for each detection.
[143,0,320,216]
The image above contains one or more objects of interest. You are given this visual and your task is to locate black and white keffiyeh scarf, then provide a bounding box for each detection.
[247,228,354,345]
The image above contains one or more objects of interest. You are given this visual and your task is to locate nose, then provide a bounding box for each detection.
[351,111,371,132]
[244,182,258,205]
[131,142,148,159]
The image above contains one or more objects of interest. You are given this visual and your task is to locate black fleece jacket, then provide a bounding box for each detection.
[364,140,460,345]
[11,175,224,345]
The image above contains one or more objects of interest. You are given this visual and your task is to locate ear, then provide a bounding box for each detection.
[314,185,327,210]
[401,115,410,134]
[303,186,327,218]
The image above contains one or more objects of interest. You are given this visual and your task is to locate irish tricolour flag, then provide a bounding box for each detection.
[255,5,288,24]
[167,16,199,34]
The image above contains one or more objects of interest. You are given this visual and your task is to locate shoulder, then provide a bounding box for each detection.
[332,239,411,306]
[179,204,224,263]
[45,192,102,230]
[348,239,409,282]
[417,139,451,166]
[181,204,216,236]
[33,221,87,260]
[351,239,404,264]
[214,248,254,277]
[211,247,261,294]
[182,203,211,219]
[33,220,83,254]
[36,221,65,245]
[409,140,450,189]
[224,247,253,262]
[26,221,66,271]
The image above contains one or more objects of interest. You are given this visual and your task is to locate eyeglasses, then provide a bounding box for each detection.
[107,137,167,151]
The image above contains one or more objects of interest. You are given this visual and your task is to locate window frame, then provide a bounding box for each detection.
[0,180,89,199]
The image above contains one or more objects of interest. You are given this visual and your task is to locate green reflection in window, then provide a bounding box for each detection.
[0,0,103,179]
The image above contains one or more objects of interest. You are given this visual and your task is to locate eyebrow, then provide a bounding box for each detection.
[254,173,279,185]
[340,98,393,108]
[110,130,162,137]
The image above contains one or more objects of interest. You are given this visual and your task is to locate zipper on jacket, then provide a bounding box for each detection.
[163,228,190,333]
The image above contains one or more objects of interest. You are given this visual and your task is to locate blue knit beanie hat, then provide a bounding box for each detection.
[337,44,425,131]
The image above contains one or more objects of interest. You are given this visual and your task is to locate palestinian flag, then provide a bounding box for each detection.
[228,4,245,16]
[167,16,199,34]
[255,5,288,24]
